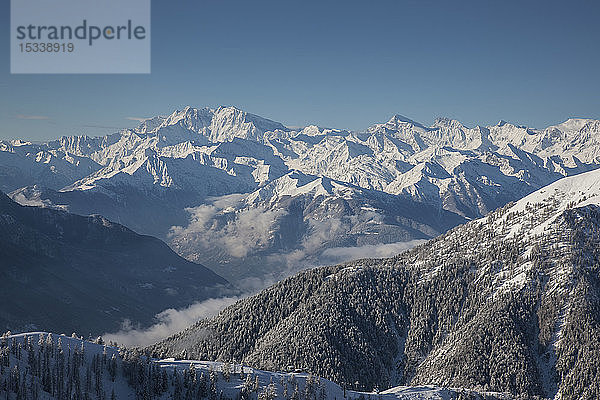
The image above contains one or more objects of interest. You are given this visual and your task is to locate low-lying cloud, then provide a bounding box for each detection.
[321,239,426,262]
[169,200,286,258]
[101,239,426,348]
[170,195,430,282]
[103,296,241,348]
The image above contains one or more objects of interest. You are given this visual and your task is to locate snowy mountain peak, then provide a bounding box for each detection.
[553,117,596,133]
[157,106,213,133]
[246,171,338,204]
[385,114,426,129]
[432,117,464,129]
[9,139,32,147]
[125,105,292,146]
[4,106,600,262]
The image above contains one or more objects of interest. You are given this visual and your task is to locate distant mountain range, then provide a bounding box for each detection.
[2,106,599,283]
[0,191,233,336]
[149,167,600,399]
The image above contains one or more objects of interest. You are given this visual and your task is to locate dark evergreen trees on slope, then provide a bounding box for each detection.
[0,191,233,335]
[2,334,505,400]
[149,202,600,399]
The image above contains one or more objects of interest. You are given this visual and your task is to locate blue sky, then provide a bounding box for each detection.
[1,0,599,140]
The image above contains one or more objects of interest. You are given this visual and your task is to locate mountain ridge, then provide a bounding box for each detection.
[148,169,600,398]
[0,190,234,335]
[3,106,600,283]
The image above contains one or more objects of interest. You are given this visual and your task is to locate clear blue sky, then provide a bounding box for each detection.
[1,0,599,140]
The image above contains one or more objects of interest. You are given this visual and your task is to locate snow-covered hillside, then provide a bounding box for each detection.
[0,332,509,400]
[3,106,599,282]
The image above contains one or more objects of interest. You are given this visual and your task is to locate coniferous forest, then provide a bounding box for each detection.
[0,332,508,400]
[149,198,600,399]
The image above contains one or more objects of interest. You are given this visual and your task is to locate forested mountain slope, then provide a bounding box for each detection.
[0,192,233,336]
[0,332,509,400]
[149,169,600,399]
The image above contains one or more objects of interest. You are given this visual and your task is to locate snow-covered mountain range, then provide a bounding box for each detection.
[2,106,599,282]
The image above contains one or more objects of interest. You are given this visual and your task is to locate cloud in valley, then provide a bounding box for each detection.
[321,239,426,262]
[169,199,286,258]
[103,296,241,347]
